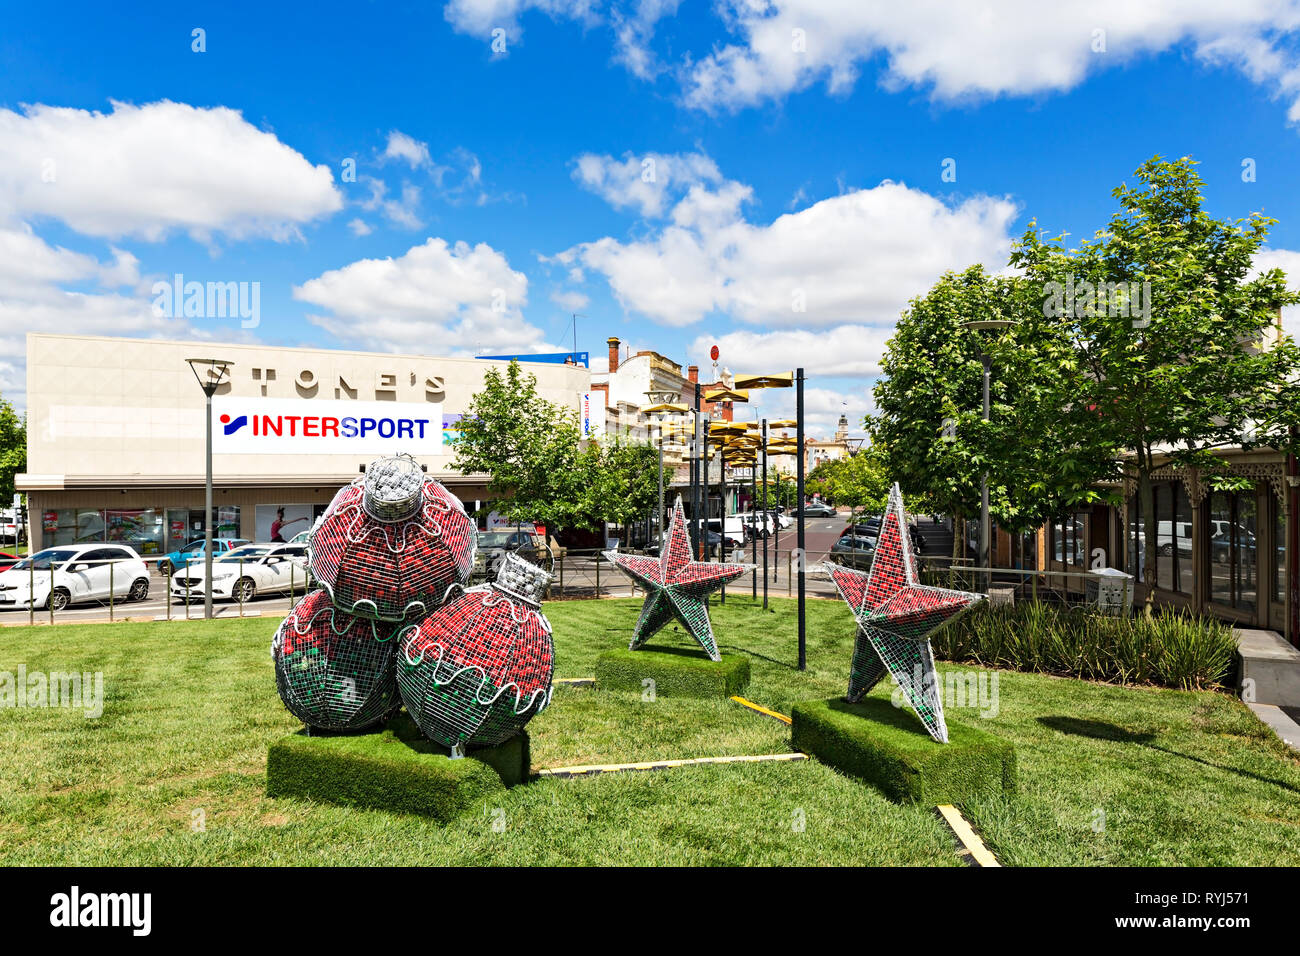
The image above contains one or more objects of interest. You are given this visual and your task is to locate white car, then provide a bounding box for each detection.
[171,543,309,603]
[0,544,150,610]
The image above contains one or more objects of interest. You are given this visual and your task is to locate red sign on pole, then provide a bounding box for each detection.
[709,345,719,361]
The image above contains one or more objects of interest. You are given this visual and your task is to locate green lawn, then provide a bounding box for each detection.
[1,595,1298,865]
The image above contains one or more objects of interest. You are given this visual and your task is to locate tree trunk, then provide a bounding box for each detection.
[1138,463,1157,617]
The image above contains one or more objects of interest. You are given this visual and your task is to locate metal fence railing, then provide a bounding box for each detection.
[0,554,316,626]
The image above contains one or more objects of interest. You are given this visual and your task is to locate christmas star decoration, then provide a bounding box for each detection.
[820,483,983,743]
[603,496,753,661]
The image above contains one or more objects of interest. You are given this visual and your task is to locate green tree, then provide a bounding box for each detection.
[0,393,25,503]
[807,449,890,524]
[869,266,1115,562]
[1012,156,1300,606]
[452,361,586,529]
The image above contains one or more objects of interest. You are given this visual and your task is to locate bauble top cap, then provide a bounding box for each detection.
[362,455,425,522]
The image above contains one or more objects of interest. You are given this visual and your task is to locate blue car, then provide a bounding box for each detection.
[157,538,251,577]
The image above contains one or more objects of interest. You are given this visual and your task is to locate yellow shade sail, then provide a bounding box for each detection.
[703,387,750,403]
[643,402,690,414]
[733,372,794,389]
[767,419,798,428]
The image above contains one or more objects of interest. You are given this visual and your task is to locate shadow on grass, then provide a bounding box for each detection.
[1038,715,1300,796]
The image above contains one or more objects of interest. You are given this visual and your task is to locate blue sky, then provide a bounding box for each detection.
[5,1,1300,436]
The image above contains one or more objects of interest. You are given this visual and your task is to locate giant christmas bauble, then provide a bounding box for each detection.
[397,552,554,751]
[308,455,475,622]
[272,588,404,731]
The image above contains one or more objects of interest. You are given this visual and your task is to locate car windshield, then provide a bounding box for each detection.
[13,549,78,571]
[838,536,873,548]
[215,546,272,563]
[478,531,527,548]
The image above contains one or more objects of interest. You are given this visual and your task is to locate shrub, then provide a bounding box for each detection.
[932,602,1236,690]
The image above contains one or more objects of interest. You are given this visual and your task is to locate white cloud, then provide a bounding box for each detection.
[348,218,374,237]
[382,130,433,169]
[0,100,341,241]
[690,325,893,379]
[563,159,1016,327]
[550,288,590,310]
[1253,247,1300,340]
[682,1,1300,115]
[293,237,552,355]
[0,224,215,407]
[358,176,424,229]
[572,151,726,218]
[613,0,683,79]
[444,0,599,41]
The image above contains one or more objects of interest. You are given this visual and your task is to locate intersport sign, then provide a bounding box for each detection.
[212,398,445,455]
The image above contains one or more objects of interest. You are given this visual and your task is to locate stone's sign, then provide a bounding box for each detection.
[212,397,445,456]
[241,366,447,402]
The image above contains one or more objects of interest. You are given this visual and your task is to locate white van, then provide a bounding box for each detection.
[1155,520,1193,556]
[705,516,747,547]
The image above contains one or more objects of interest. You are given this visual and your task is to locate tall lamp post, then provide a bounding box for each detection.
[186,357,234,620]
[733,371,801,666]
[960,320,1014,591]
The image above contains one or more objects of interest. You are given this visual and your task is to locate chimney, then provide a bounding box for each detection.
[607,337,621,374]
[687,365,698,383]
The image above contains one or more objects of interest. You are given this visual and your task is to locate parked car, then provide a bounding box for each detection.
[797,501,837,517]
[845,517,926,553]
[705,517,747,548]
[828,534,876,570]
[471,529,553,583]
[170,543,309,603]
[1156,520,1193,556]
[768,510,794,531]
[0,552,18,573]
[289,529,311,546]
[157,537,251,577]
[1210,528,1257,565]
[645,526,725,557]
[0,544,150,610]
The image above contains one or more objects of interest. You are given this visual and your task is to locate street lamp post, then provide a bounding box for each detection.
[761,418,769,611]
[186,357,234,620]
[796,367,805,670]
[961,320,1015,594]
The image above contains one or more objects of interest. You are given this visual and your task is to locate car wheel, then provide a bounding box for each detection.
[47,588,70,611]
[233,577,256,603]
[158,560,173,578]
[128,578,149,602]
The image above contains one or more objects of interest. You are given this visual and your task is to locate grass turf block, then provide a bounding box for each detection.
[267,714,530,820]
[791,695,1016,805]
[595,647,750,698]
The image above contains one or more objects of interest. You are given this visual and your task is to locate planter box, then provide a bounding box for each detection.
[595,647,750,699]
[267,714,529,821]
[791,696,1016,805]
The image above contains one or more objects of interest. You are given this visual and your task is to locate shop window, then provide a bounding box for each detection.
[1175,483,1193,595]
[1209,488,1259,613]
[1155,485,1173,591]
[1274,496,1287,606]
[105,509,165,556]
